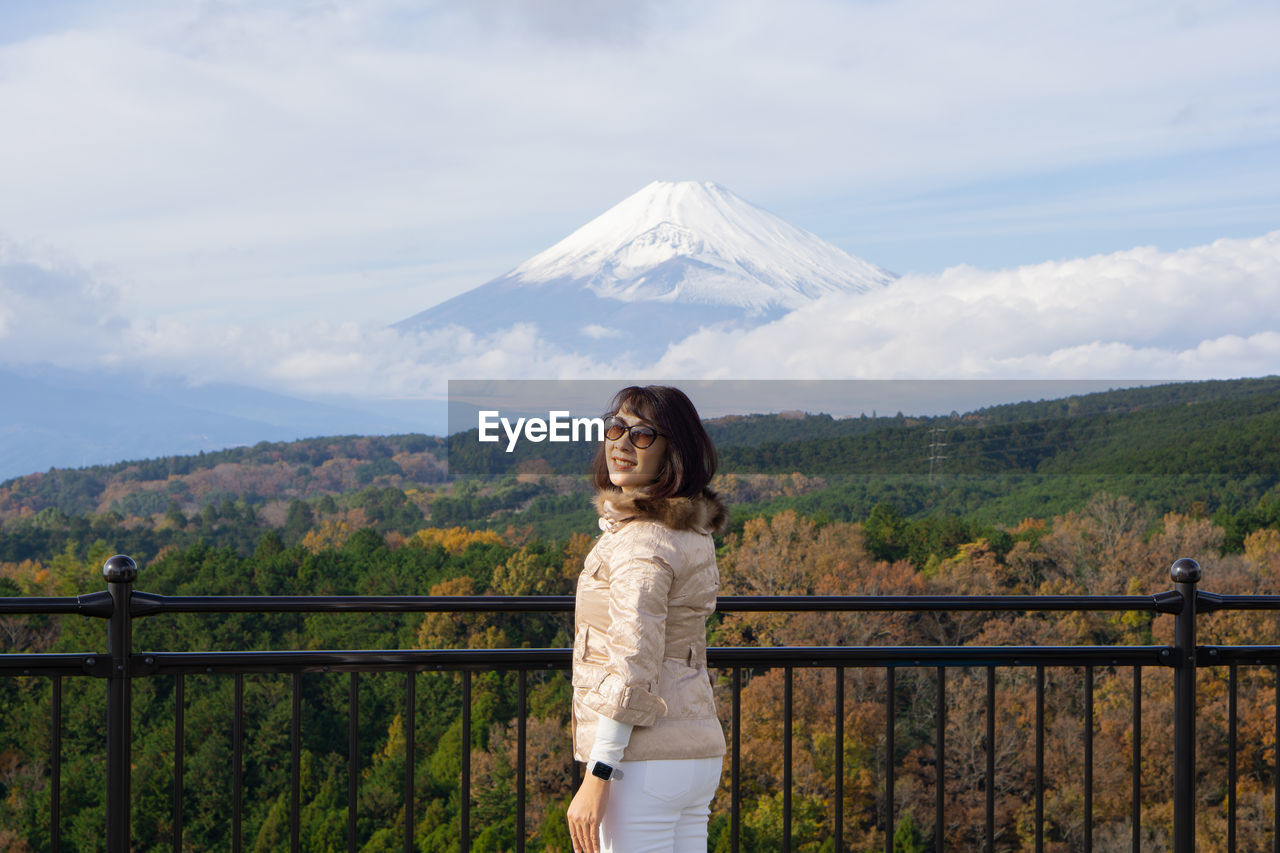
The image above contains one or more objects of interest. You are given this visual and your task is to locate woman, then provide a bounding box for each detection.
[567,385,727,853]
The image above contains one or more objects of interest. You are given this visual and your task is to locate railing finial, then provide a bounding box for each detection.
[1170,555,1201,853]
[1170,557,1201,584]
[102,555,138,584]
[103,553,137,852]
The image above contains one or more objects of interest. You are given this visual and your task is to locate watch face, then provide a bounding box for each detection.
[590,762,613,781]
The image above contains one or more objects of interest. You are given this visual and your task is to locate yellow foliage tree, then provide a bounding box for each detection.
[412,526,504,555]
[300,519,354,554]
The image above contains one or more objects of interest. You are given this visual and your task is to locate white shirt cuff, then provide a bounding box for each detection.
[588,714,635,765]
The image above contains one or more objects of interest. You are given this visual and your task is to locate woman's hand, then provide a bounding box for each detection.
[567,775,609,853]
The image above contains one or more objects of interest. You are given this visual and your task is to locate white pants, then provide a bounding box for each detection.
[600,757,722,853]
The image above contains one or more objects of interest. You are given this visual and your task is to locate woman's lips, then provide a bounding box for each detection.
[611,456,636,470]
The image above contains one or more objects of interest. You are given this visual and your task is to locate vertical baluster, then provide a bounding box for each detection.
[1085,665,1093,853]
[732,667,741,853]
[1036,665,1045,853]
[291,673,300,853]
[349,672,359,853]
[173,674,184,853]
[986,666,995,853]
[51,675,62,852]
[462,671,471,853]
[784,667,793,853]
[517,670,527,853]
[936,666,946,852]
[405,671,415,853]
[835,666,844,852]
[1228,664,1237,853]
[884,667,894,853]
[1132,666,1141,852]
[234,673,244,853]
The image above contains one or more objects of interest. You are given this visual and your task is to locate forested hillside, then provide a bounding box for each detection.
[1,377,1279,850]
[2,496,1279,850]
[4,377,1279,535]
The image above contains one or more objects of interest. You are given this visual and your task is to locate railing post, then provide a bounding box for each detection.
[1171,557,1201,853]
[104,554,138,853]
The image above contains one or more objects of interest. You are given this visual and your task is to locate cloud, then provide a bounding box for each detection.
[0,0,1277,326]
[462,0,682,44]
[581,324,623,340]
[651,231,1280,380]
[5,229,1275,403]
[121,317,599,398]
[0,240,130,363]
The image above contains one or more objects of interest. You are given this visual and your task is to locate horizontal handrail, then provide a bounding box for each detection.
[0,653,109,676]
[127,592,575,615]
[109,590,1190,616]
[0,590,114,617]
[125,643,1174,676]
[1196,591,1280,612]
[12,644,1264,677]
[134,648,571,674]
[719,592,1186,612]
[1200,646,1280,665]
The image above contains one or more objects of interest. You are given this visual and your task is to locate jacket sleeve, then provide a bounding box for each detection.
[580,528,675,726]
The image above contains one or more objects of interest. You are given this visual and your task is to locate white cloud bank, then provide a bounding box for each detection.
[0,239,131,363]
[653,231,1280,379]
[3,230,1278,398]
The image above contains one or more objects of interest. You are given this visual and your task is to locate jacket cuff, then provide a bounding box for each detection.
[582,678,669,726]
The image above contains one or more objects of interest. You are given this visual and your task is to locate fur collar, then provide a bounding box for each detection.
[594,490,728,535]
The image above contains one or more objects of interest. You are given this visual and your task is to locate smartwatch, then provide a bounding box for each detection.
[587,760,623,781]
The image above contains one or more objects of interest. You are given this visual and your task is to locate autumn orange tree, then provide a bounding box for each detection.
[703,497,1280,852]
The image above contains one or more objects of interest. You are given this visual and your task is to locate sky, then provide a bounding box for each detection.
[1,0,1279,405]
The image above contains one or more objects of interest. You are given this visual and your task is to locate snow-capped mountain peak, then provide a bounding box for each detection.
[395,181,895,359]
[509,180,893,309]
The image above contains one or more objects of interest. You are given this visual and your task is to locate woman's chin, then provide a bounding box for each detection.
[609,474,646,493]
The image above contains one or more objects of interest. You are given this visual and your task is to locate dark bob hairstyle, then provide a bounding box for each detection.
[590,385,718,500]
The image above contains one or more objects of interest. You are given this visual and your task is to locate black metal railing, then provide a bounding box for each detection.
[4,555,1280,851]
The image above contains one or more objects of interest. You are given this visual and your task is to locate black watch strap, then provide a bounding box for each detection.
[588,760,622,781]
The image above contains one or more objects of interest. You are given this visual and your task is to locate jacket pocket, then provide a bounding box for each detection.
[582,549,610,583]
[658,660,717,718]
[571,659,607,689]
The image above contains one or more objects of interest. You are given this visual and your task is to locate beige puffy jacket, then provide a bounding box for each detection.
[571,490,728,762]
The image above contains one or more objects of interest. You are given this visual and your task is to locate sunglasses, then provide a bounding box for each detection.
[603,416,664,449]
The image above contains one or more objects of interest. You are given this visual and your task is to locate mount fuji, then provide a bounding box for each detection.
[395,181,895,361]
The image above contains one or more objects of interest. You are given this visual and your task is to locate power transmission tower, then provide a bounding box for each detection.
[927,425,948,485]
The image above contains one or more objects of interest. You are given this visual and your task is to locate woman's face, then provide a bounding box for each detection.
[605,407,667,493]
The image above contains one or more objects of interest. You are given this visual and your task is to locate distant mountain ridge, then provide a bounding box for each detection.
[396,181,895,359]
[5,377,1277,523]
[0,363,446,481]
